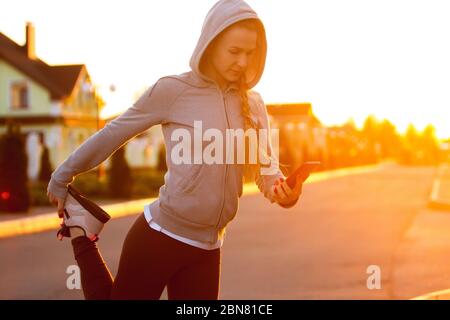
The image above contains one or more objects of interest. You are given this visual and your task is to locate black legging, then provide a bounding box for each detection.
[72,212,221,300]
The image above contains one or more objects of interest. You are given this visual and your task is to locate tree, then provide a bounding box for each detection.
[362,115,379,145]
[107,146,133,198]
[157,143,167,172]
[38,145,53,183]
[362,115,380,163]
[0,123,30,212]
[405,124,420,149]
[378,119,401,158]
[400,123,421,164]
[420,124,440,165]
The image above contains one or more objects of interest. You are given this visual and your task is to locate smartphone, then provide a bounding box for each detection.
[285,161,321,188]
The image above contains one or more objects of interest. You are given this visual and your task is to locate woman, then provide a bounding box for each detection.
[47,0,303,300]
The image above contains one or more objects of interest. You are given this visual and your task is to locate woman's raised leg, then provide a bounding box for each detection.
[71,236,114,300]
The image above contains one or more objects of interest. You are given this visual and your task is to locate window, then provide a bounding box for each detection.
[10,81,29,110]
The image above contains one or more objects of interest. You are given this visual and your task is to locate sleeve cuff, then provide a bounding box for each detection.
[47,177,69,200]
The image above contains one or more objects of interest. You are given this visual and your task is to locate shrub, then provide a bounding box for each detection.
[107,146,133,199]
[0,124,30,212]
[38,145,53,183]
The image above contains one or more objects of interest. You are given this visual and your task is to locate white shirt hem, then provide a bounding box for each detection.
[143,204,223,250]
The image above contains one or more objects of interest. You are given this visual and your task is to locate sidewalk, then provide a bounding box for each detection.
[393,164,450,299]
[0,199,122,223]
[0,198,157,239]
[393,206,450,299]
[0,163,382,239]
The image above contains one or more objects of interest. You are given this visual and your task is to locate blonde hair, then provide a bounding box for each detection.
[200,18,260,132]
[232,19,259,131]
[236,73,259,181]
[200,19,266,180]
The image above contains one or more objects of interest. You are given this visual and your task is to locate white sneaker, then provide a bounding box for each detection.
[57,185,111,242]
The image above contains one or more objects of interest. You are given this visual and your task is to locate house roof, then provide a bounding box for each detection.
[267,103,312,116]
[0,32,84,100]
[267,103,322,126]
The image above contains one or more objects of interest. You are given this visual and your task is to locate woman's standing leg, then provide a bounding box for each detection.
[109,213,170,299]
[110,213,198,299]
[166,247,221,300]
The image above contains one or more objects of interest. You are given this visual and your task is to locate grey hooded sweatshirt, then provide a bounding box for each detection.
[48,0,290,243]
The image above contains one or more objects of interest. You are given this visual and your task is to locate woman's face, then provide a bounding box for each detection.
[207,25,258,87]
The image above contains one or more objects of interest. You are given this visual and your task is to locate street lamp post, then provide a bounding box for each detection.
[93,84,105,180]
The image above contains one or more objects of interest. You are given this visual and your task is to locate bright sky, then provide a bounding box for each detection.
[1,0,449,138]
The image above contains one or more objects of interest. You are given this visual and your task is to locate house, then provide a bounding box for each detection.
[0,22,104,180]
[266,102,328,173]
[101,113,165,171]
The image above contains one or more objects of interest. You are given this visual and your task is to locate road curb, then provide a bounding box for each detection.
[428,165,450,211]
[0,164,381,240]
[412,288,450,300]
[0,198,155,240]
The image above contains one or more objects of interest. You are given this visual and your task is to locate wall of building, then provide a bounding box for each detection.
[0,59,51,116]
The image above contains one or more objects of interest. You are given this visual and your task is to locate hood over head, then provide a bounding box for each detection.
[189,0,267,90]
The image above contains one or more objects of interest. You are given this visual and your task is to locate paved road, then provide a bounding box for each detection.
[1,164,448,299]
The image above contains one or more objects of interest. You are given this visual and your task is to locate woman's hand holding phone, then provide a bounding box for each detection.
[271,161,320,208]
[271,176,303,208]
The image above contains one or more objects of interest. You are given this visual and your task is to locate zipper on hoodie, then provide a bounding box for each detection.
[215,89,230,228]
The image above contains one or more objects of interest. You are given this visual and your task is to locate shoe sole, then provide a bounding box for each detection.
[67,184,111,224]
